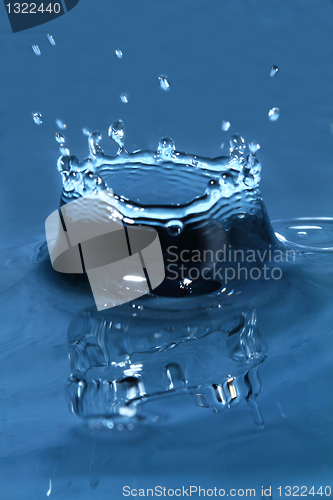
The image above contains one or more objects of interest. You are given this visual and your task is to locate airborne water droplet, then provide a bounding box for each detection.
[115,49,123,59]
[222,121,231,132]
[33,113,43,125]
[270,65,279,77]
[248,141,260,153]
[108,120,124,148]
[158,75,170,91]
[46,34,56,46]
[268,107,280,121]
[55,132,65,144]
[82,127,90,136]
[120,94,129,104]
[56,119,66,130]
[32,45,41,56]
[157,137,175,159]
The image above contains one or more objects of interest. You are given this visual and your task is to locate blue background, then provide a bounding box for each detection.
[0,1,333,499]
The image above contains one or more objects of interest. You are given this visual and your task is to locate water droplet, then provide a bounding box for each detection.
[55,132,65,144]
[268,107,280,121]
[270,65,279,77]
[60,145,70,156]
[82,127,90,136]
[165,220,183,236]
[115,49,123,59]
[33,113,42,125]
[157,137,175,159]
[108,120,124,148]
[90,477,100,489]
[32,45,41,56]
[248,141,260,153]
[57,155,70,173]
[158,75,170,91]
[88,131,104,155]
[46,34,56,46]
[120,94,129,104]
[56,119,66,130]
[222,121,230,132]
[229,134,245,151]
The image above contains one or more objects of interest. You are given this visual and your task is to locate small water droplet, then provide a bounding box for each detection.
[115,49,123,59]
[60,145,70,156]
[268,107,280,121]
[57,155,70,173]
[90,477,100,489]
[108,120,124,148]
[222,121,230,132]
[165,220,183,236]
[229,134,245,151]
[56,119,66,130]
[157,137,175,159]
[120,94,129,104]
[55,132,65,144]
[32,45,41,56]
[248,141,260,153]
[82,127,90,136]
[89,131,103,155]
[46,34,56,46]
[270,65,279,77]
[33,113,42,125]
[158,75,170,91]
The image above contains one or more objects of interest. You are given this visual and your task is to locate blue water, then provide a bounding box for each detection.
[1,1,333,499]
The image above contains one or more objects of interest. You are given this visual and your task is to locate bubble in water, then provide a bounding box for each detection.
[33,113,43,125]
[229,134,245,151]
[115,49,123,59]
[56,119,66,130]
[60,145,70,156]
[249,142,260,153]
[120,94,129,104]
[55,132,65,144]
[32,45,41,56]
[158,76,170,91]
[165,220,183,236]
[270,65,279,77]
[268,107,280,121]
[157,137,175,159]
[108,120,124,148]
[222,121,231,132]
[46,34,56,46]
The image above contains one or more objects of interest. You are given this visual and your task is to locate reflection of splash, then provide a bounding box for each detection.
[67,306,266,429]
